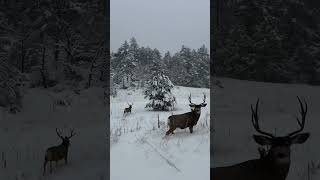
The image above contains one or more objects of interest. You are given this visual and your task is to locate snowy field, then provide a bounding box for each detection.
[110,86,210,180]
[213,77,320,180]
[0,88,107,180]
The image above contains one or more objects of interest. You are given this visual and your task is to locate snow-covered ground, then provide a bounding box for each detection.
[110,86,210,180]
[213,77,320,180]
[0,88,107,180]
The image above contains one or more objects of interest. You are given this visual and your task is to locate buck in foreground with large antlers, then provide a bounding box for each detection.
[212,97,310,180]
[43,128,76,175]
[165,93,207,135]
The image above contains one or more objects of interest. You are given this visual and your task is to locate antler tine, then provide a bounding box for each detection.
[188,94,194,104]
[68,128,76,138]
[288,96,308,137]
[251,99,274,138]
[202,93,206,103]
[56,128,63,139]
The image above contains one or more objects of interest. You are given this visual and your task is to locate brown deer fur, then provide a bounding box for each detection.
[43,128,76,175]
[166,94,206,135]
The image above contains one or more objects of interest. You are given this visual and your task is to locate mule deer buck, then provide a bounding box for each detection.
[123,103,133,115]
[165,93,207,135]
[43,128,76,175]
[212,97,310,180]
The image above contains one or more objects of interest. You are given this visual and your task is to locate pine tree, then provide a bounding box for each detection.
[129,37,139,53]
[112,40,138,88]
[144,72,176,111]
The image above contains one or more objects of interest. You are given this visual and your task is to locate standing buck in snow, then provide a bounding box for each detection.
[43,128,76,175]
[123,103,133,115]
[212,97,310,180]
[165,93,207,135]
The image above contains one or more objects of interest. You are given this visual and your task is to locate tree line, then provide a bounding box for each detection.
[0,0,107,113]
[111,37,210,89]
[214,0,320,85]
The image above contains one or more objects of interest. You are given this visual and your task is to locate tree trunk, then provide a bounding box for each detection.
[40,33,47,89]
[21,40,25,73]
[54,39,59,70]
[87,41,104,88]
[41,45,47,88]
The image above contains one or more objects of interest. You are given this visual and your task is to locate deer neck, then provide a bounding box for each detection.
[191,111,201,118]
[60,143,69,150]
[263,155,290,179]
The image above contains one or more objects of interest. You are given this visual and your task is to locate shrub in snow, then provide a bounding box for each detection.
[144,72,176,111]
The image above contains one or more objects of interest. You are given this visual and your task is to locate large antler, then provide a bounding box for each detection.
[287,96,308,137]
[56,128,63,139]
[251,99,274,138]
[67,128,76,139]
[188,94,195,106]
[202,93,206,104]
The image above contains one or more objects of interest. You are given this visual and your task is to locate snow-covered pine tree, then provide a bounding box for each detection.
[144,72,176,111]
[0,61,24,113]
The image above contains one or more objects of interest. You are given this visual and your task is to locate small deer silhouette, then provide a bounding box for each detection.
[123,103,133,115]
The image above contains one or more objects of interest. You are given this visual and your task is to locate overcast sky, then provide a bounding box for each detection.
[110,0,209,55]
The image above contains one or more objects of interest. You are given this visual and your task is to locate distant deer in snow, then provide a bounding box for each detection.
[123,103,133,115]
[212,97,310,180]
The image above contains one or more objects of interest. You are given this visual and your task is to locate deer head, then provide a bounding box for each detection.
[127,102,133,109]
[251,97,310,166]
[189,93,207,114]
[56,128,76,147]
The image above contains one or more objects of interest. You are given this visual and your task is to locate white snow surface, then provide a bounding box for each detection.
[0,88,107,180]
[213,77,320,180]
[110,86,210,180]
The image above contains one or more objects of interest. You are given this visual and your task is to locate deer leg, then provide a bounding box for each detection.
[166,128,174,135]
[43,160,47,175]
[189,126,193,133]
[165,130,171,136]
[167,127,176,135]
[65,154,68,164]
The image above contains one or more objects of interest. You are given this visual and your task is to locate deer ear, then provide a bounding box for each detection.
[253,135,273,146]
[290,133,310,144]
[189,104,195,107]
[201,103,207,107]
